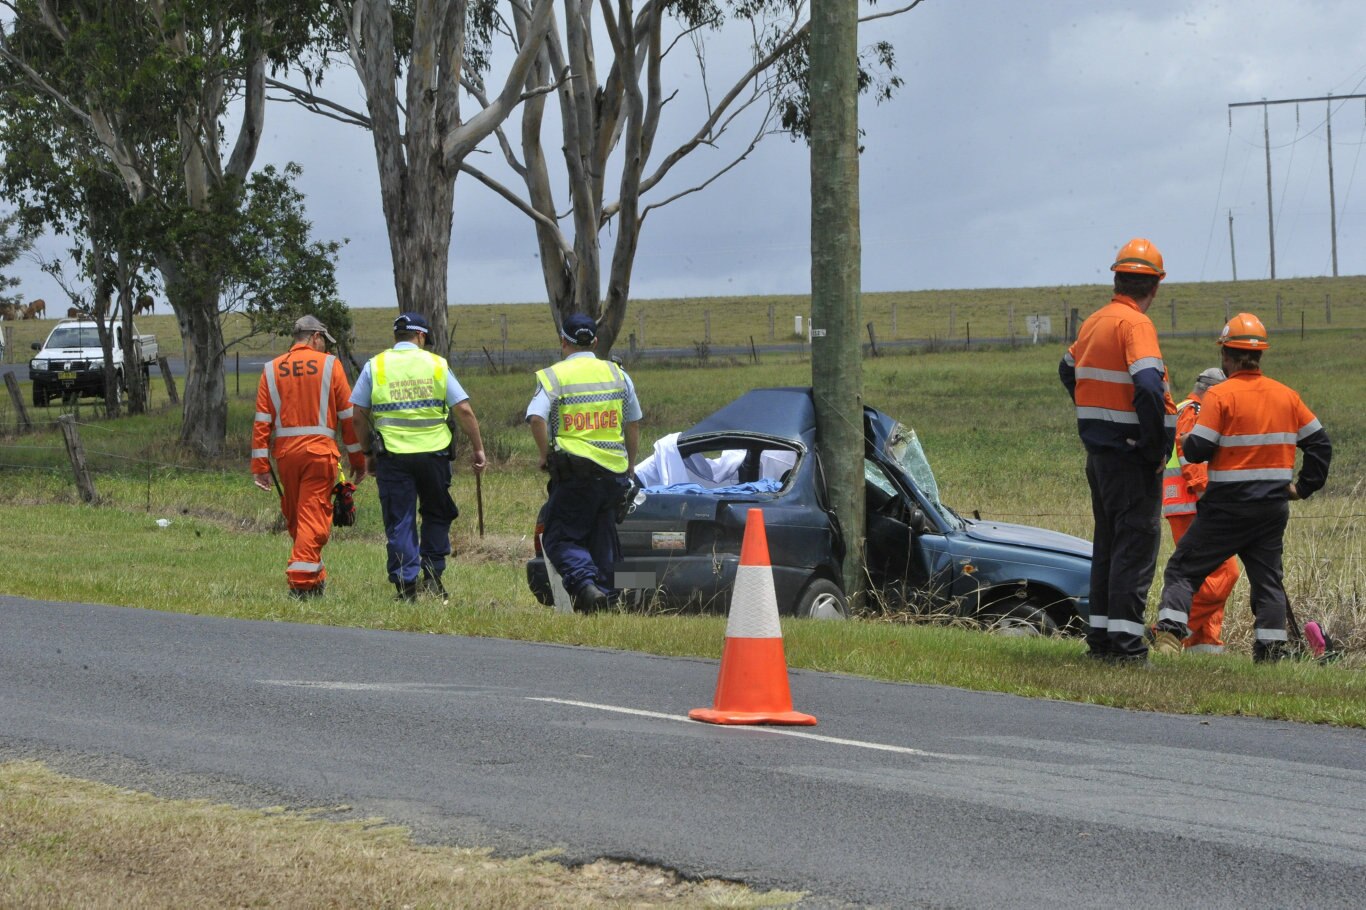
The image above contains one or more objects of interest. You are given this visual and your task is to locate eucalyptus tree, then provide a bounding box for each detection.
[0,213,32,314]
[0,0,330,454]
[463,0,922,352]
[270,0,557,355]
[0,79,158,415]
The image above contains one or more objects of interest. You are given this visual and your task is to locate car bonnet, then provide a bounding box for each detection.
[962,519,1093,559]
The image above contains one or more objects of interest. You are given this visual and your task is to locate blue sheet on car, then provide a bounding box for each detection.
[642,479,783,495]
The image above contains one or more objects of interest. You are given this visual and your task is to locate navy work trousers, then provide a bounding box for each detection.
[1085,451,1162,658]
[542,467,629,597]
[1158,499,1289,646]
[375,450,458,585]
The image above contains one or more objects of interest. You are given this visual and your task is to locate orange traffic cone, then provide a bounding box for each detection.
[689,508,817,726]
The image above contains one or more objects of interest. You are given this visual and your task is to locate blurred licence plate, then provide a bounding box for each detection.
[59,372,77,381]
[651,531,686,550]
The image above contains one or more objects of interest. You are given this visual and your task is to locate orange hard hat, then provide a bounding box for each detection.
[1217,312,1269,350]
[1110,238,1166,278]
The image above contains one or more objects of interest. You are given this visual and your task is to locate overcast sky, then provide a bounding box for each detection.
[11,0,1366,310]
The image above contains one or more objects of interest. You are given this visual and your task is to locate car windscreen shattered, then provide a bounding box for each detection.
[881,420,961,529]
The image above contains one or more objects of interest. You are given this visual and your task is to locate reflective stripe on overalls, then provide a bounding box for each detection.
[260,353,337,449]
[370,348,452,455]
[1161,398,1198,517]
[537,358,628,473]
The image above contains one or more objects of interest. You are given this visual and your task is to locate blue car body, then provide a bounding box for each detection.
[528,387,1091,629]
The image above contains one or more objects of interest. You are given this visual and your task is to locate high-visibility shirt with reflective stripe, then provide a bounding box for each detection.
[1060,294,1176,463]
[369,347,452,455]
[536,356,628,473]
[1162,398,1202,517]
[252,343,362,474]
[1184,369,1331,503]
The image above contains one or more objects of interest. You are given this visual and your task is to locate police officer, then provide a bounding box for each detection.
[252,315,367,598]
[527,313,642,612]
[1060,239,1177,664]
[351,312,486,602]
[1153,313,1332,662]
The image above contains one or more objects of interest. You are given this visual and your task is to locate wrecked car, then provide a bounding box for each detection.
[527,387,1091,632]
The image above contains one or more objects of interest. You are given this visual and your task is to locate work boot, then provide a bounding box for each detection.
[573,583,609,614]
[1253,641,1290,663]
[1151,629,1183,656]
[421,568,449,605]
[288,581,325,600]
[394,579,418,603]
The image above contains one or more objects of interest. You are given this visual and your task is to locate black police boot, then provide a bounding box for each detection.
[394,580,418,603]
[573,583,609,614]
[421,567,449,605]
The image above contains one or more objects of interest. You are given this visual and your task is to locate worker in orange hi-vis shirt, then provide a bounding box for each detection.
[1154,313,1332,662]
[1059,238,1177,665]
[251,315,368,598]
[1158,368,1240,653]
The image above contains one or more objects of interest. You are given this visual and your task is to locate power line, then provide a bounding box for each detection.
[1228,92,1366,278]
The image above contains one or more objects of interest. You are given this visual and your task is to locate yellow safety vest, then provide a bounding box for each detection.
[369,348,451,455]
[537,356,628,473]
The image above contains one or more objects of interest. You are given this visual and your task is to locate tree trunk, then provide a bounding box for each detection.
[809,0,865,607]
[159,255,228,456]
[384,159,456,355]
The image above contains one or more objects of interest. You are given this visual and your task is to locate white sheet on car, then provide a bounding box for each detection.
[634,432,747,488]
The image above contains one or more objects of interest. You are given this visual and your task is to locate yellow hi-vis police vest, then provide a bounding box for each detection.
[369,348,452,454]
[536,356,628,473]
[1162,398,1198,517]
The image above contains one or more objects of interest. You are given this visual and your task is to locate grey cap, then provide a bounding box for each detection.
[294,315,336,344]
[1193,367,1226,394]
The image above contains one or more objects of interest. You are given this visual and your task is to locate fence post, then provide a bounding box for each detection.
[2,325,12,363]
[866,321,879,357]
[767,304,775,341]
[1224,297,1231,322]
[948,302,956,338]
[58,414,99,504]
[157,355,179,404]
[704,310,710,344]
[637,311,645,349]
[1170,296,1177,331]
[1008,302,1015,338]
[1325,292,1332,324]
[1276,292,1283,326]
[4,371,33,433]
[891,301,898,338]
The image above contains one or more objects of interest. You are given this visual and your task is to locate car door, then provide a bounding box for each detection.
[863,458,951,611]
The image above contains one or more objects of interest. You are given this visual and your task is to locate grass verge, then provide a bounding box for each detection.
[0,762,799,909]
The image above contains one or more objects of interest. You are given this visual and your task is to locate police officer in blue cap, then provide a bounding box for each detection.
[351,312,487,602]
[527,313,642,612]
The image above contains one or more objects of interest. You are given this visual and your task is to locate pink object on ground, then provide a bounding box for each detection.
[1303,621,1327,657]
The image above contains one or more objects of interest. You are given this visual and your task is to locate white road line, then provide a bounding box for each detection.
[528,697,976,760]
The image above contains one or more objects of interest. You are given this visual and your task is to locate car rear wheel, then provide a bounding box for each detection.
[796,577,848,620]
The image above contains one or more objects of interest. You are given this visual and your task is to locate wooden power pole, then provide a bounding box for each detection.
[809,0,865,606]
[1229,92,1366,279]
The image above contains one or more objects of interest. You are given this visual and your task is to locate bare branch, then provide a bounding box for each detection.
[265,76,373,128]
[442,0,556,164]
[460,162,567,240]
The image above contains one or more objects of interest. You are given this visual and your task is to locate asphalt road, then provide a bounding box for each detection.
[2,595,1363,909]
